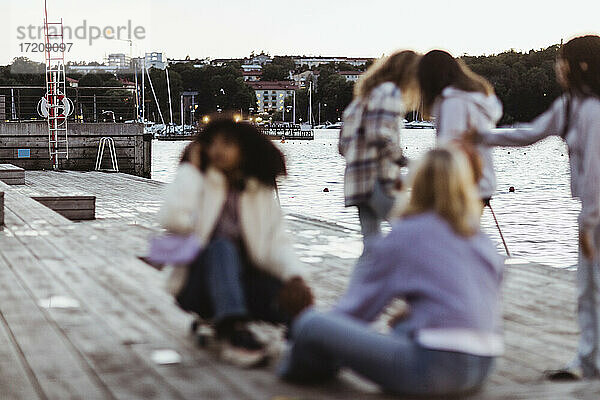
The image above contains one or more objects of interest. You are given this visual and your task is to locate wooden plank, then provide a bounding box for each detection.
[1,229,194,399]
[32,197,96,210]
[52,209,95,220]
[0,178,26,185]
[0,147,136,159]
[0,164,25,171]
[0,307,43,400]
[3,190,72,227]
[0,242,111,399]
[0,164,25,185]
[4,169,598,398]
[0,171,26,178]
[0,136,138,147]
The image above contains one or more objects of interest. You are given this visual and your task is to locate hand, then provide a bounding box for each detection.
[580,229,595,260]
[394,178,404,191]
[461,128,481,145]
[278,277,314,318]
[388,305,410,327]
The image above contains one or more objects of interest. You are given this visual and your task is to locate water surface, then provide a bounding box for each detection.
[152,129,579,268]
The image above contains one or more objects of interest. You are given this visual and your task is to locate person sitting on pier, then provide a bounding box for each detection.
[278,147,504,396]
[159,117,313,368]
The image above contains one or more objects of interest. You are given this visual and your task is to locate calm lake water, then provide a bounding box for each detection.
[152,129,579,269]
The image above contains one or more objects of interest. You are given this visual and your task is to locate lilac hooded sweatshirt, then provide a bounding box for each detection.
[335,212,505,356]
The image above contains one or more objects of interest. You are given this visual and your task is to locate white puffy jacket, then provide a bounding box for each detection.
[158,163,305,293]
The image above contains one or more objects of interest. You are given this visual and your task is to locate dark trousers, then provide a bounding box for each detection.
[176,238,289,327]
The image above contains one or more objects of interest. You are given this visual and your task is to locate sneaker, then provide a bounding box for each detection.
[218,329,269,368]
[544,366,584,381]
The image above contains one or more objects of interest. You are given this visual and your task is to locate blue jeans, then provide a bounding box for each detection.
[278,310,494,396]
[347,205,383,290]
[358,205,382,249]
[572,223,600,377]
[176,238,288,327]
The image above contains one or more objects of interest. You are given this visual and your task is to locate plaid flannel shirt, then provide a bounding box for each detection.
[339,82,406,207]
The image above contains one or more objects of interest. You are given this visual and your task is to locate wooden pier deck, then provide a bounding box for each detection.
[1,170,599,399]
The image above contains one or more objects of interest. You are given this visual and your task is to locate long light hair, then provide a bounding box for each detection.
[354,50,420,109]
[402,147,481,236]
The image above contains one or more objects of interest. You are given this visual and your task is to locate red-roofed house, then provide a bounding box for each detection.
[66,77,79,88]
[247,81,298,113]
[242,70,263,82]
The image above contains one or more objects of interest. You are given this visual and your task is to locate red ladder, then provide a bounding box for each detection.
[43,0,69,170]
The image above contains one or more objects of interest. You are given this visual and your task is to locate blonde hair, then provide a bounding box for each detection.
[354,50,420,109]
[402,147,481,236]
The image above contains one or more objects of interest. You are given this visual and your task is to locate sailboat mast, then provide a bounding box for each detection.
[166,66,174,133]
[146,67,165,126]
[134,60,139,122]
[293,90,296,124]
[309,81,313,125]
[141,59,145,124]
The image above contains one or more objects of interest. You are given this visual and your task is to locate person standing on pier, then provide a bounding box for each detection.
[278,147,504,396]
[159,118,313,368]
[418,50,503,206]
[339,50,420,250]
[472,35,600,380]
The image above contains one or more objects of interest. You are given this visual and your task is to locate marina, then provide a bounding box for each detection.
[258,123,315,140]
[152,123,316,141]
[0,168,594,399]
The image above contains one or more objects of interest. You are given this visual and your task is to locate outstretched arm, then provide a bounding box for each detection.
[478,97,567,147]
[334,241,401,322]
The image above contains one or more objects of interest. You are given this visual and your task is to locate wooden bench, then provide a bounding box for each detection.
[31,195,96,221]
[0,164,25,185]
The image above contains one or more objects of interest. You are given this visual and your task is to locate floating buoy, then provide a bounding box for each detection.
[509,186,515,193]
[323,188,330,192]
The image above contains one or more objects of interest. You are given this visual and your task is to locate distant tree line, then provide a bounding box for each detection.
[0,45,562,125]
[463,44,561,125]
[277,46,563,125]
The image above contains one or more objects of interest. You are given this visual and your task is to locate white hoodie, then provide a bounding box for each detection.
[433,87,503,199]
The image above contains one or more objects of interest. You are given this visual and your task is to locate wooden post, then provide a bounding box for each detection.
[0,192,4,226]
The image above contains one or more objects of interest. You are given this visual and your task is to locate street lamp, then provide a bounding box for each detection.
[284,105,293,123]
[191,104,198,124]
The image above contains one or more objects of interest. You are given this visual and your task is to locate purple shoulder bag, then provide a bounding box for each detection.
[147,234,203,265]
